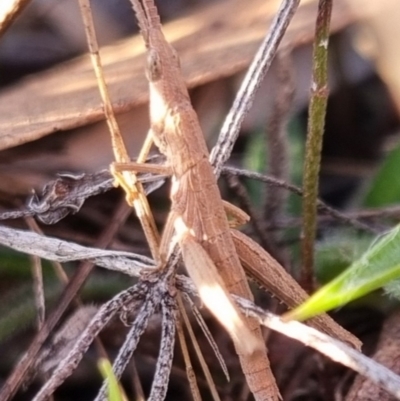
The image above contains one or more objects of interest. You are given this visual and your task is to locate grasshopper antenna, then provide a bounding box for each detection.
[130,0,151,47]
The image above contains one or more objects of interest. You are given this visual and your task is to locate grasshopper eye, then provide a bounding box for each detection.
[146,49,162,82]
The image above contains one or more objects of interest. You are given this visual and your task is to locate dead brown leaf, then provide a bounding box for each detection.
[0,0,372,151]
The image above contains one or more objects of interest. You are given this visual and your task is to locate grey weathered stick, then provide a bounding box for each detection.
[148,294,177,401]
[0,225,153,271]
[0,200,133,401]
[0,169,164,224]
[94,292,158,401]
[210,0,301,176]
[223,166,376,234]
[0,222,361,350]
[32,283,145,401]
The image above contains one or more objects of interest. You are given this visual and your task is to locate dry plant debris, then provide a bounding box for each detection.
[0,0,400,401]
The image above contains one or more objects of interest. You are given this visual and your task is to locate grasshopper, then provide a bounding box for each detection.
[110,1,361,400]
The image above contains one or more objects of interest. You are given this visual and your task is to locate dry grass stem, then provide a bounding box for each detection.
[182,292,229,384]
[175,296,203,401]
[180,294,225,401]
[78,0,161,260]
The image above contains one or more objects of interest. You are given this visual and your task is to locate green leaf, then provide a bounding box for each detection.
[98,358,124,401]
[285,224,400,321]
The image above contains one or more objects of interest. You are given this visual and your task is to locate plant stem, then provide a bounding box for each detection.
[300,0,332,292]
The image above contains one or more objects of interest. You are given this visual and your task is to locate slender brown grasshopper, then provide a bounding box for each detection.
[104,1,361,400]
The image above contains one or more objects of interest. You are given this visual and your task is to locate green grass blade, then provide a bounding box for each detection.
[98,358,124,401]
[285,224,400,321]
